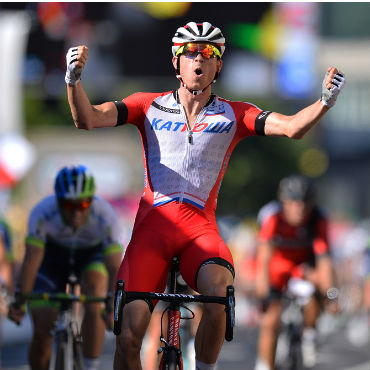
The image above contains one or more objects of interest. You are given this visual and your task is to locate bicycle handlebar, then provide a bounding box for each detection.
[20,292,108,304]
[113,280,235,341]
[125,291,228,304]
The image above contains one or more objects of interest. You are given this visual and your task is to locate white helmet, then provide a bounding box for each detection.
[172,21,225,57]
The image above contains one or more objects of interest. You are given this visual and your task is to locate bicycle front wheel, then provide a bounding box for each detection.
[73,334,84,370]
[290,340,304,370]
[167,348,178,370]
[54,330,71,370]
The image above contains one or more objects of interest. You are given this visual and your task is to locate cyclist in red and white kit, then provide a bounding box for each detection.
[65,21,345,370]
[254,175,338,370]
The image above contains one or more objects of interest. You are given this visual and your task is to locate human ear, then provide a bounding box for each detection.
[172,56,178,70]
[217,59,223,73]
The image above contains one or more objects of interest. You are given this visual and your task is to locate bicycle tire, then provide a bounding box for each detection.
[275,329,290,370]
[54,330,69,370]
[73,334,85,370]
[276,333,303,370]
[167,348,178,370]
[290,340,304,370]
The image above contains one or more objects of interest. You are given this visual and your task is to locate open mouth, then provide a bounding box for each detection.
[195,68,203,76]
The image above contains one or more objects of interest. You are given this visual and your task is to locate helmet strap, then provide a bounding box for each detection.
[175,58,219,96]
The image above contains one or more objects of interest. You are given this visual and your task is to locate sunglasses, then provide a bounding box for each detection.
[176,43,221,59]
[60,199,92,211]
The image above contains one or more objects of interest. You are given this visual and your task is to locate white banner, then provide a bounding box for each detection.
[0,11,31,134]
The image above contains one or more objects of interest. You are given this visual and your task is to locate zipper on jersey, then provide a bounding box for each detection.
[175,90,214,146]
[188,130,193,144]
[175,89,207,204]
[184,107,206,145]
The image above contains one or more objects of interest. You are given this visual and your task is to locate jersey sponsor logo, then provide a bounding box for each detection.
[151,101,181,114]
[151,118,234,134]
[204,102,226,116]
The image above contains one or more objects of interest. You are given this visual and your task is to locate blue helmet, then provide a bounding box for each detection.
[54,165,95,199]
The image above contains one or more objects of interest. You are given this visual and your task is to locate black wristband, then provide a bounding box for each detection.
[113,101,128,127]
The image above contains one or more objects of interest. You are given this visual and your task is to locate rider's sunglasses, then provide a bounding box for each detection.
[176,43,221,59]
[60,199,92,212]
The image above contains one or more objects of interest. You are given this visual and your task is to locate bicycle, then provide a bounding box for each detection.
[274,278,315,370]
[113,257,235,370]
[15,272,109,370]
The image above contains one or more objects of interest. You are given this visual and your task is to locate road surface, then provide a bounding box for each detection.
[2,310,369,370]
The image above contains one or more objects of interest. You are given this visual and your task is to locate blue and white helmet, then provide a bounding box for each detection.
[172,21,226,57]
[54,165,95,199]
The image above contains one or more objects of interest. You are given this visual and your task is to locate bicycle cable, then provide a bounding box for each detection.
[159,304,195,343]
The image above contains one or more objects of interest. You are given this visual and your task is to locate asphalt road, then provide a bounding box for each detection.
[2,312,369,370]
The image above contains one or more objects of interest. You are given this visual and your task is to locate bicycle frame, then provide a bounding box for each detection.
[53,274,84,370]
[22,288,107,370]
[275,278,315,370]
[158,257,183,370]
[113,257,235,370]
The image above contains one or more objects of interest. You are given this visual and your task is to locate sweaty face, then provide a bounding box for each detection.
[58,198,92,230]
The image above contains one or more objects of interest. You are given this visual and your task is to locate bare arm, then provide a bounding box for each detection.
[67,83,118,130]
[104,251,122,295]
[8,244,44,323]
[306,255,335,296]
[255,241,272,299]
[66,45,118,130]
[17,244,45,294]
[264,67,344,139]
[265,100,328,139]
[0,235,13,291]
[101,251,122,329]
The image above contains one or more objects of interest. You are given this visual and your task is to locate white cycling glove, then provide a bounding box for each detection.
[65,47,83,85]
[320,70,345,108]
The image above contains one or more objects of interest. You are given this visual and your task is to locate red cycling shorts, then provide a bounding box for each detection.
[117,201,234,304]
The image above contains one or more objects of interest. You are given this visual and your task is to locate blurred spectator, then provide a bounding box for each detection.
[336,219,370,346]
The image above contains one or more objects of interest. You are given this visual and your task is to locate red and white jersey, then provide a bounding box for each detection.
[118,90,266,217]
[257,200,330,261]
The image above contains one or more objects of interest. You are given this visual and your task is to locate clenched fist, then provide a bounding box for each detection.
[65,45,89,85]
[321,67,345,108]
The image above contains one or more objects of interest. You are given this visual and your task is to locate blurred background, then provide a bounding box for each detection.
[0,2,368,369]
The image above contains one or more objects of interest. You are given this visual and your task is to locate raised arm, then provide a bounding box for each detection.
[264,67,345,139]
[65,45,118,130]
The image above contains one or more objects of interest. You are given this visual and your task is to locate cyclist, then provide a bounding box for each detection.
[0,217,13,310]
[365,242,370,315]
[8,165,123,370]
[254,175,338,370]
[64,21,345,370]
[0,217,14,367]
